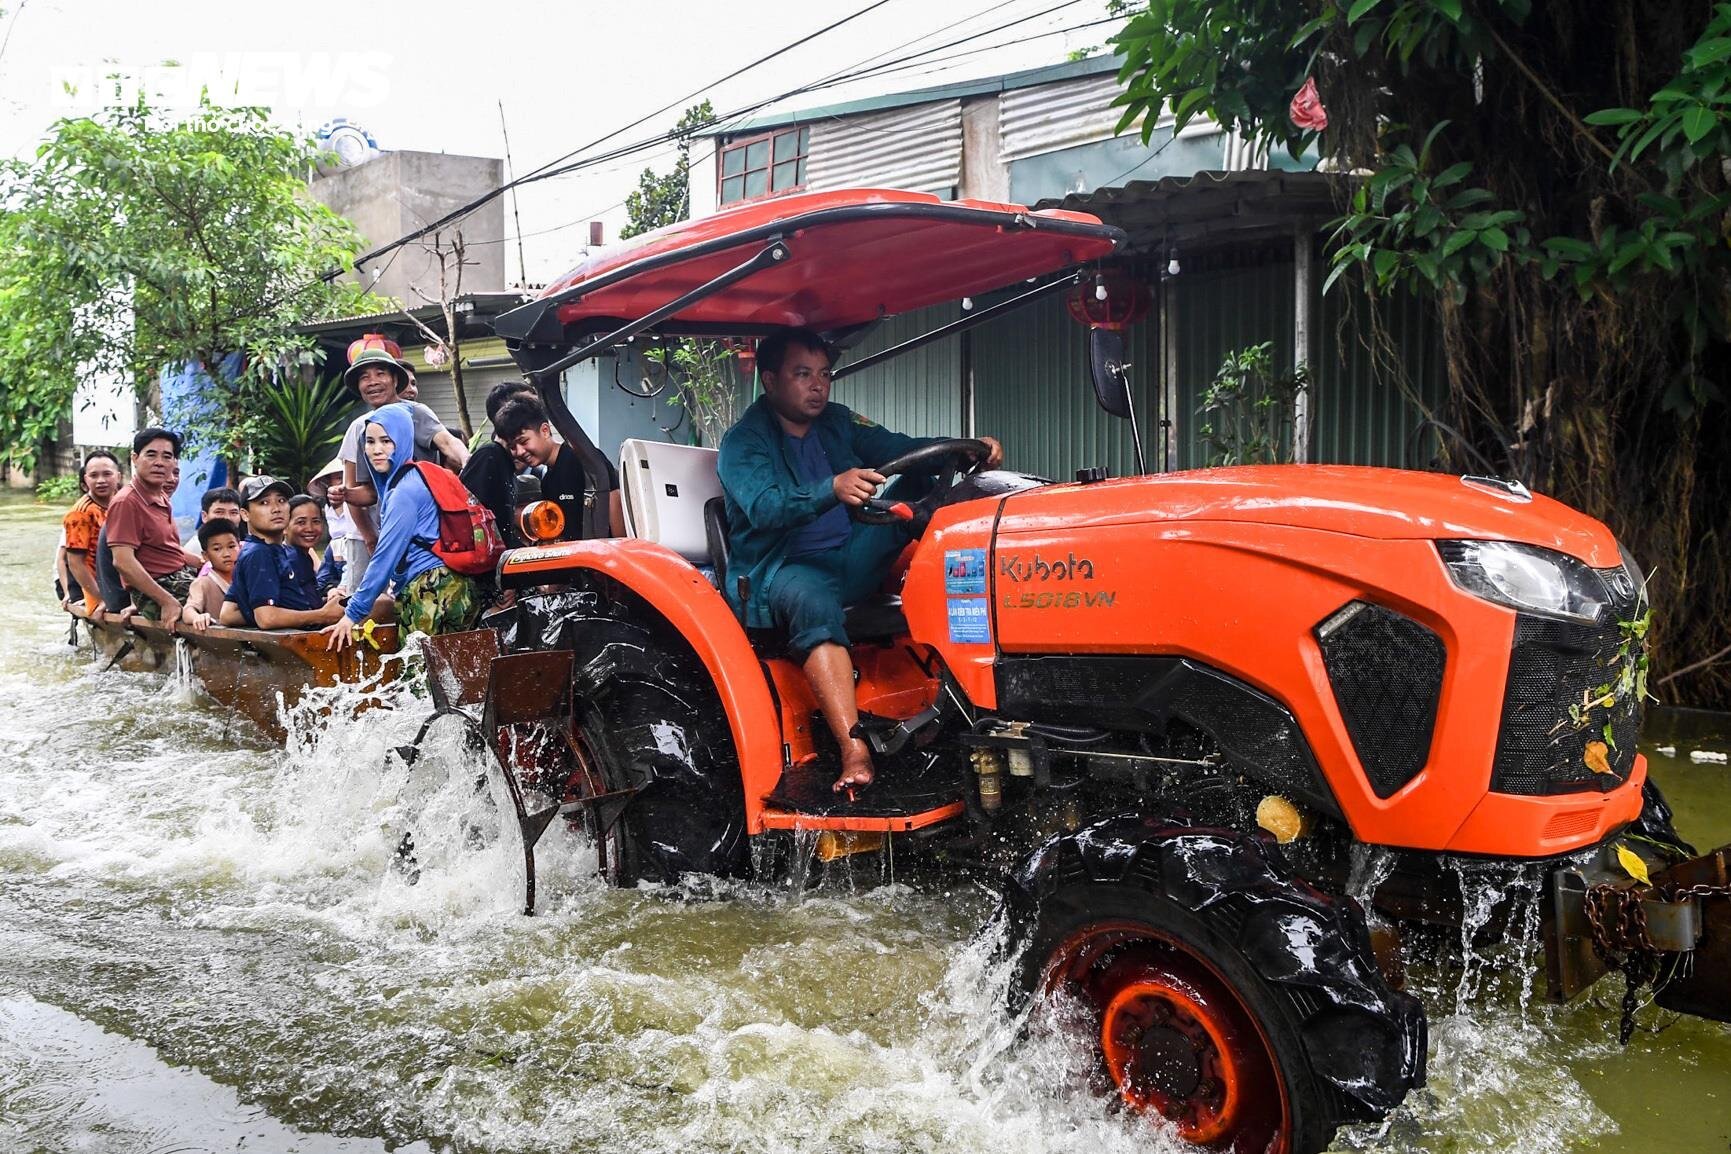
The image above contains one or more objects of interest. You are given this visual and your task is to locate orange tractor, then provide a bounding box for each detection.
[399,189,1728,1154]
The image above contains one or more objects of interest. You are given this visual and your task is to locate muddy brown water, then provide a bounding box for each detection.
[1,494,1727,1153]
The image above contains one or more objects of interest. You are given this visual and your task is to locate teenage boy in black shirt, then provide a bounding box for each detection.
[491,396,622,540]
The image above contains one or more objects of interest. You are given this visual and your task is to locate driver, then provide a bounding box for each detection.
[718,327,1002,793]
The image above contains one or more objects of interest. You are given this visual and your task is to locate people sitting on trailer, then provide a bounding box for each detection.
[285,494,345,598]
[309,458,362,595]
[325,335,470,569]
[61,449,123,616]
[106,428,204,626]
[718,327,1002,792]
[181,518,243,632]
[492,395,623,540]
[321,404,481,651]
[220,476,346,631]
[458,381,540,549]
[182,486,245,551]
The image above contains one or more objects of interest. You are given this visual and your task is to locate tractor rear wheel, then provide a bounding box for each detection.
[1026,880,1327,1153]
[566,615,750,886]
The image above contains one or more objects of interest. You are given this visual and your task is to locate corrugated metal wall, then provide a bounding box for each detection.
[806,101,962,196]
[1166,251,1444,469]
[830,304,963,438]
[972,292,1158,481]
[1312,274,1446,468]
[705,261,1442,477]
[999,74,1136,162]
[1169,259,1295,469]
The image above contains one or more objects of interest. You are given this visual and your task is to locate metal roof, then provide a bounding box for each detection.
[695,53,1121,137]
[1034,169,1348,251]
[294,291,530,343]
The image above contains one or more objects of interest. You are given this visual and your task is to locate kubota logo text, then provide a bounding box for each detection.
[998,551,1095,582]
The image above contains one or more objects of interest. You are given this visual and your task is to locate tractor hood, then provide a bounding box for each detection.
[997,465,1621,568]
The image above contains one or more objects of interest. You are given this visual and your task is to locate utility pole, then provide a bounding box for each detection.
[498,100,529,287]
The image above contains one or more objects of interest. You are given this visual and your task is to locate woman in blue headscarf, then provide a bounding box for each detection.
[321,403,478,650]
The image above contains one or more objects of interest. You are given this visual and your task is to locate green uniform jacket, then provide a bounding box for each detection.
[717,395,936,628]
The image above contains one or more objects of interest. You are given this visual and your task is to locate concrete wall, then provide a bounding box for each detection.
[311,151,506,303]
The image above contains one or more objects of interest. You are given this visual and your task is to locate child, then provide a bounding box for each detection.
[310,459,362,594]
[182,518,243,632]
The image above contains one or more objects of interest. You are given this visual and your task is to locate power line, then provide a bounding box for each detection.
[349,0,896,276]
[352,0,1091,278]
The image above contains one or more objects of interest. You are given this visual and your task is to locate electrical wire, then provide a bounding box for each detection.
[342,0,1097,276]
[346,0,897,274]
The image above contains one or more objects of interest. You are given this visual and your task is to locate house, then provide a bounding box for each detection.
[685,56,1444,480]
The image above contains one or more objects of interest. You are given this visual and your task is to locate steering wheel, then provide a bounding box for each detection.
[851,438,993,526]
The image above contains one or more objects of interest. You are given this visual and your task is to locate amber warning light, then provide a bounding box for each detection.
[519,500,565,543]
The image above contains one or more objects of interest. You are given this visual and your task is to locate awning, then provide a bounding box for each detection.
[1035,170,1346,252]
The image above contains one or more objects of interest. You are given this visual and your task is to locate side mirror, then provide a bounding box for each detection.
[1088,328,1132,418]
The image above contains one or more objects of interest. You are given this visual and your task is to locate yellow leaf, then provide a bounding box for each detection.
[1616,843,1651,886]
[1584,740,1612,775]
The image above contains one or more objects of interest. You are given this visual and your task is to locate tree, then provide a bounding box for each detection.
[401,228,478,439]
[0,92,375,472]
[620,101,715,240]
[1113,1,1731,706]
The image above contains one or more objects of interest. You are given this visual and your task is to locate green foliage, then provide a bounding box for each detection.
[0,93,377,471]
[250,368,359,490]
[34,475,81,503]
[621,101,715,241]
[1196,342,1309,466]
[642,338,743,446]
[1111,0,1731,705]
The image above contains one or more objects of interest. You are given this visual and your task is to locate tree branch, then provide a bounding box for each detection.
[1485,24,1620,167]
[1657,640,1731,687]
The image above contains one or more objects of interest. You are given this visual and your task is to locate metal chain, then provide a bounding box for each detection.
[1583,876,1731,1044]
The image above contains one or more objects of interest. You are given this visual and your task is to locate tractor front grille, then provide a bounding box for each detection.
[1316,602,1446,799]
[1490,591,1644,797]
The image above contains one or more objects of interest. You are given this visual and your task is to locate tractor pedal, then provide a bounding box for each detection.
[849,705,941,757]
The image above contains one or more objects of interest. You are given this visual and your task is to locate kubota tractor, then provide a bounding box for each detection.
[399,189,1729,1154]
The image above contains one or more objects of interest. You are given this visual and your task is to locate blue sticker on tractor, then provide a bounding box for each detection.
[947,597,991,645]
[944,548,987,595]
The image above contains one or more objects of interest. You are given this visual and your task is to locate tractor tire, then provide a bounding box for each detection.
[1003,815,1425,1154]
[566,614,750,886]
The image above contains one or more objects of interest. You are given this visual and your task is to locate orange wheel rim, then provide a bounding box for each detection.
[1099,976,1243,1143]
[1042,919,1291,1153]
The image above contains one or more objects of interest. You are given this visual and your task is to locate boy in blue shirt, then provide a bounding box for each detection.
[221,476,346,630]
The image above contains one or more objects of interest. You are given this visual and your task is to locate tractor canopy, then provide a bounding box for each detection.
[492,188,1125,348]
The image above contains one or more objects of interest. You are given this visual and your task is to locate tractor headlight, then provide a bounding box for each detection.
[1435,539,1608,624]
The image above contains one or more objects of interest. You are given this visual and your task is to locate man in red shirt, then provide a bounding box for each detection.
[107,427,201,625]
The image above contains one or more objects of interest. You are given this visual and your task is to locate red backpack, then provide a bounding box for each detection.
[395,461,506,576]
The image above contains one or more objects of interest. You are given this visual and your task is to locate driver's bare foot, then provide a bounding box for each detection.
[833,740,874,793]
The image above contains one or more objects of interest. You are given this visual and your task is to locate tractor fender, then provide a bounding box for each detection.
[500,540,783,829]
[1002,812,1427,1123]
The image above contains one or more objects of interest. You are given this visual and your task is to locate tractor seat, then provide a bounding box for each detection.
[703,496,908,643]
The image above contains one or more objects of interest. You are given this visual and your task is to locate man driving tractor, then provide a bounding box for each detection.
[718,326,1002,794]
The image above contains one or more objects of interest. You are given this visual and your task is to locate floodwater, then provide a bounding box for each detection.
[1,492,1727,1154]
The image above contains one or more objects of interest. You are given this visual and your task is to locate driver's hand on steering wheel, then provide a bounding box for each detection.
[978,436,1004,468]
[833,467,887,506]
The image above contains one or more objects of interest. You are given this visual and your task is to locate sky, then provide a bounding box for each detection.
[0,0,1123,287]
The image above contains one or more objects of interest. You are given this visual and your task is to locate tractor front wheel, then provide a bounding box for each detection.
[1028,883,1319,1153]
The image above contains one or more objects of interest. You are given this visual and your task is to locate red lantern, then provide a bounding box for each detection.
[1065,269,1151,331]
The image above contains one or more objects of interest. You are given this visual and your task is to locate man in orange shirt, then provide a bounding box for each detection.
[61,450,123,616]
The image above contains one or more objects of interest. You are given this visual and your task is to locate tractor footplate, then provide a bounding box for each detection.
[768,754,966,818]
